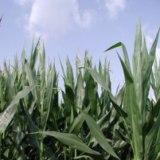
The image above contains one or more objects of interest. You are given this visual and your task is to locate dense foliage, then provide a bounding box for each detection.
[0,25,160,160]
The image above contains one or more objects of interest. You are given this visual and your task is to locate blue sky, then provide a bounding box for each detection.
[0,0,160,92]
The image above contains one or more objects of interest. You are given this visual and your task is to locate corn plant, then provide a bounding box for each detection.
[0,25,160,160]
[102,24,160,160]
[0,43,119,159]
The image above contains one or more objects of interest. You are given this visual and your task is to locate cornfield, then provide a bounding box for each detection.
[0,24,160,160]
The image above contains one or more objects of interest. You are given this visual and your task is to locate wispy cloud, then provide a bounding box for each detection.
[15,0,32,6]
[104,0,126,17]
[73,3,93,28]
[24,0,93,39]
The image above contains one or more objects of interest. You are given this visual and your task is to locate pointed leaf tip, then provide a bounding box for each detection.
[105,42,122,52]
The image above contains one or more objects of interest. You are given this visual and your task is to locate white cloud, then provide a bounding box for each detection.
[73,5,93,28]
[26,0,93,38]
[105,0,126,17]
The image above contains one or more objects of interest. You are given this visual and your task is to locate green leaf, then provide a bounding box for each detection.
[39,131,100,155]
[105,42,122,52]
[30,40,40,69]
[83,113,119,159]
[87,66,127,118]
[25,61,37,100]
[0,86,32,133]
[105,42,131,72]
[75,71,85,109]
[69,107,90,133]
